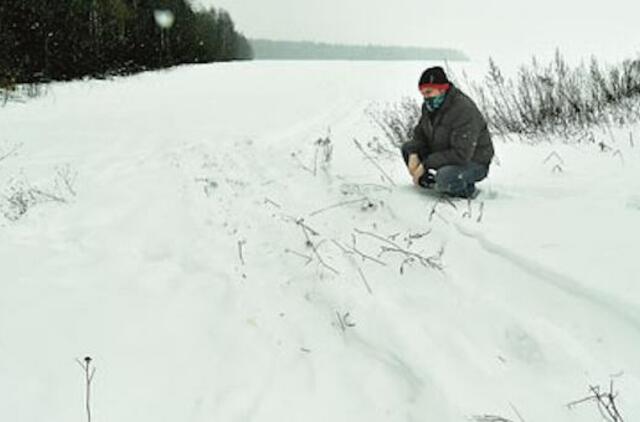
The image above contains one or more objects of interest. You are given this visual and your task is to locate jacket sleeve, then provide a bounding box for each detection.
[424,110,482,169]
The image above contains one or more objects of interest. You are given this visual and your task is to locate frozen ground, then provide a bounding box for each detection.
[1,61,639,422]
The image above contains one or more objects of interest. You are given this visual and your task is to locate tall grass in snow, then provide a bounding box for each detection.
[369,51,640,147]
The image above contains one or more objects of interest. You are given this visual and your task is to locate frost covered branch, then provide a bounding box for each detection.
[284,248,313,264]
[567,381,625,422]
[354,228,444,273]
[309,198,370,217]
[237,239,246,265]
[332,236,387,267]
[335,311,356,332]
[0,142,22,164]
[76,356,95,422]
[294,218,339,275]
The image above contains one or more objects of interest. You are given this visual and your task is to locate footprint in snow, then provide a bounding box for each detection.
[504,325,545,364]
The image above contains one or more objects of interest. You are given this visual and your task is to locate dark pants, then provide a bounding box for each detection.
[401,141,489,198]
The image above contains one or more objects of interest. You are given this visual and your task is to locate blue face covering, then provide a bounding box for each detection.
[424,93,447,112]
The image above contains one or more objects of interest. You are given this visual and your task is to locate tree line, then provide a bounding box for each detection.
[0,0,253,85]
[251,39,468,61]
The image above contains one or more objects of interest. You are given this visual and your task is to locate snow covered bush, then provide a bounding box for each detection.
[1,177,38,221]
[369,51,640,146]
[469,51,640,138]
[1,176,56,221]
[291,133,334,175]
[365,96,420,156]
[0,82,47,106]
[568,380,626,422]
[0,167,76,222]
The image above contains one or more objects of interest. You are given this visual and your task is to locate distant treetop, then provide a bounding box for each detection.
[250,39,468,61]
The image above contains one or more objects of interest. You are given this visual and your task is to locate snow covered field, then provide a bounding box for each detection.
[1,60,639,422]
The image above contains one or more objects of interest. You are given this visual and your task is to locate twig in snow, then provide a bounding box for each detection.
[291,152,315,175]
[542,150,564,165]
[388,232,401,241]
[629,132,634,148]
[332,238,387,267]
[508,402,526,422]
[336,311,346,331]
[331,239,376,294]
[336,311,356,332]
[380,245,445,273]
[312,147,319,176]
[237,239,246,265]
[407,230,431,240]
[352,138,396,186]
[290,217,319,236]
[477,201,485,223]
[339,182,392,196]
[567,381,625,422]
[0,143,22,163]
[280,214,320,235]
[354,228,404,250]
[403,230,432,248]
[296,218,339,275]
[356,266,373,295]
[284,248,313,265]
[355,228,444,272]
[428,201,439,222]
[443,196,458,210]
[428,196,457,223]
[76,356,95,422]
[471,415,514,422]
[31,188,67,203]
[264,197,281,209]
[55,165,78,197]
[316,131,334,165]
[331,239,350,254]
[309,198,369,217]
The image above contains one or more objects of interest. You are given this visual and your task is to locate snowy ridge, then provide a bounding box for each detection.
[1,61,639,421]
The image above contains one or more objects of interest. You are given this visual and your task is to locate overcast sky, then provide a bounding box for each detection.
[193,0,639,64]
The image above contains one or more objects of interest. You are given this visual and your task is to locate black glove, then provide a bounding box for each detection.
[418,169,436,188]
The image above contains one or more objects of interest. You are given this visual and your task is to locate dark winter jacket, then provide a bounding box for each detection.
[407,85,494,169]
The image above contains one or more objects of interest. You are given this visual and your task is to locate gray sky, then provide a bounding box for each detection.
[193,0,640,63]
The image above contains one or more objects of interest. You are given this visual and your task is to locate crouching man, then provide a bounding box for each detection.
[401,66,494,198]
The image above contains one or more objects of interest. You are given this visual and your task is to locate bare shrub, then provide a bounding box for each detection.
[291,131,334,176]
[365,97,420,154]
[468,51,640,139]
[1,168,77,221]
[1,80,48,106]
[568,380,625,422]
[368,51,640,145]
[76,356,96,422]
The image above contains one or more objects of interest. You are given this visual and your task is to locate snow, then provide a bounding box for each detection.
[1,60,639,421]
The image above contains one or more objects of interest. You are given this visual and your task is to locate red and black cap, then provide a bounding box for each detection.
[418,66,450,91]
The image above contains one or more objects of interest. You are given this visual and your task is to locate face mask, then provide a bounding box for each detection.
[424,93,446,112]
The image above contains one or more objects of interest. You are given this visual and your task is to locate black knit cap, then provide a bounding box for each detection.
[419,66,449,86]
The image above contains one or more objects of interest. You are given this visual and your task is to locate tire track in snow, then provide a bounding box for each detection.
[452,221,640,333]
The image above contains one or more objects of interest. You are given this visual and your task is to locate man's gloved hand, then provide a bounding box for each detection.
[418,168,436,188]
